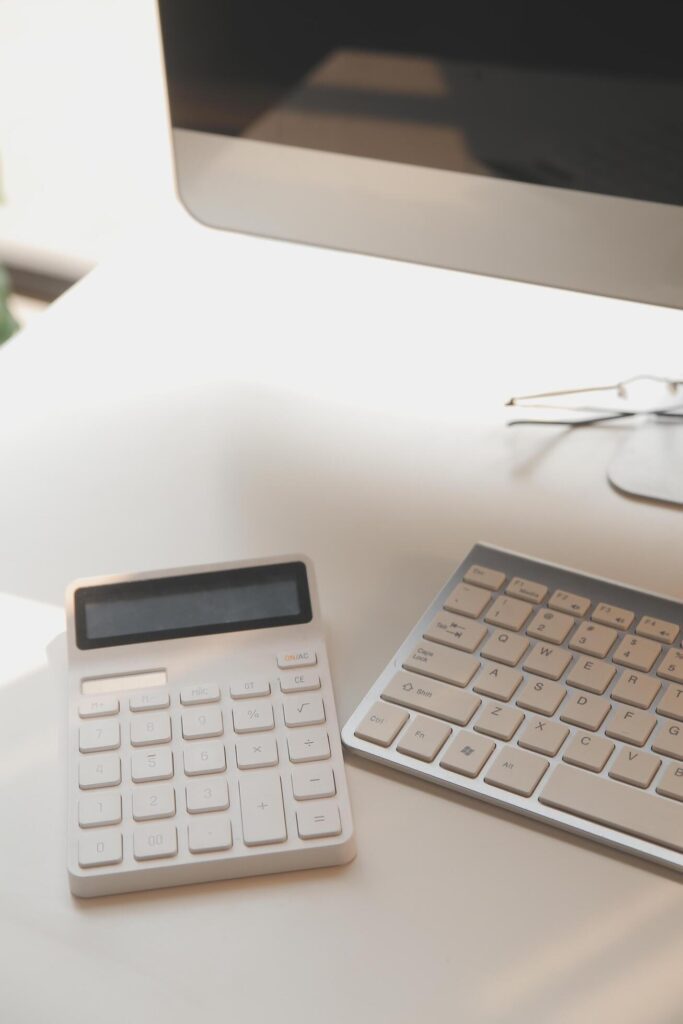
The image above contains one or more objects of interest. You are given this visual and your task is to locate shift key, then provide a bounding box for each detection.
[382,672,480,725]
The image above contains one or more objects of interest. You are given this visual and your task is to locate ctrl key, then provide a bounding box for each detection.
[78,831,123,868]
[354,701,409,747]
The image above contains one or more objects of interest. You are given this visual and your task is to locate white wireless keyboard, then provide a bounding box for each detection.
[343,544,683,871]
[53,556,355,896]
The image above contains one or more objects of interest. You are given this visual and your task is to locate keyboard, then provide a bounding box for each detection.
[342,545,683,871]
[55,557,355,896]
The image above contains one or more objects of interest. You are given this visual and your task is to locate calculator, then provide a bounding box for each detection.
[54,556,355,897]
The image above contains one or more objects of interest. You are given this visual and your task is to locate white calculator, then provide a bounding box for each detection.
[52,555,355,897]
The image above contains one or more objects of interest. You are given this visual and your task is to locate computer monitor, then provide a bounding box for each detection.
[157,2,683,308]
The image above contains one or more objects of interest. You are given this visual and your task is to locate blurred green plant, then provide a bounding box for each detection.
[0,266,19,344]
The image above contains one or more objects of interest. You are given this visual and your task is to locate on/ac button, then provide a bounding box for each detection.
[277,650,317,669]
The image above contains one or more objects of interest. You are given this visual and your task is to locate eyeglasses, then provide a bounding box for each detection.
[506,374,683,427]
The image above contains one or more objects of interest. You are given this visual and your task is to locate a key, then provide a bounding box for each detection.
[239,772,287,846]
[548,590,591,617]
[186,777,230,814]
[181,707,224,740]
[183,741,226,776]
[276,649,317,669]
[611,670,660,709]
[484,596,533,631]
[78,753,121,790]
[566,657,616,695]
[562,732,614,773]
[636,616,679,645]
[129,691,170,712]
[527,609,574,645]
[506,577,548,604]
[287,729,331,763]
[569,621,618,659]
[382,672,480,726]
[423,612,487,653]
[657,683,683,721]
[79,720,120,754]
[484,746,549,796]
[517,717,569,757]
[283,695,326,728]
[230,678,271,699]
[609,748,660,789]
[180,683,221,705]
[130,712,172,747]
[605,707,657,747]
[439,730,495,778]
[78,831,123,868]
[277,670,321,694]
[133,823,178,861]
[651,722,683,761]
[472,664,523,702]
[516,677,565,716]
[463,565,505,590]
[297,804,342,839]
[78,792,122,828]
[480,630,529,667]
[540,763,683,854]
[78,696,119,719]
[523,643,572,681]
[131,747,174,783]
[443,582,491,618]
[657,649,683,685]
[235,735,279,769]
[396,715,452,762]
[132,784,176,821]
[291,766,336,800]
[233,702,275,734]
[560,692,610,732]
[613,635,661,673]
[592,602,635,630]
[474,703,525,742]
[354,702,409,747]
[188,817,232,853]
[403,641,479,686]
[656,762,683,802]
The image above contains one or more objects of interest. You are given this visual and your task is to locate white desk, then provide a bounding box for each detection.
[1,211,682,1023]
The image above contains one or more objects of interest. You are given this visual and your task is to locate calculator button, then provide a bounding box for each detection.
[78,697,119,719]
[79,720,121,753]
[611,670,661,709]
[235,735,279,769]
[181,708,224,740]
[609,748,660,789]
[79,753,121,790]
[291,766,336,801]
[548,590,591,617]
[484,746,549,797]
[233,702,274,734]
[183,742,226,776]
[472,664,523,702]
[396,715,452,762]
[131,747,174,782]
[403,641,479,686]
[297,804,342,840]
[78,831,123,868]
[592,602,635,631]
[560,692,610,732]
[474,703,524,742]
[480,630,529,667]
[423,613,487,653]
[129,691,170,712]
[132,784,176,821]
[230,678,271,699]
[353,702,409,747]
[78,792,122,828]
[188,817,232,854]
[656,649,683,685]
[381,672,480,726]
[463,565,505,591]
[613,635,661,673]
[133,823,178,861]
[506,577,548,604]
[283,695,326,728]
[277,650,317,669]
[484,596,533,632]
[443,583,491,619]
[569,621,618,659]
[180,684,220,705]
[186,777,230,814]
[288,729,331,763]
[439,730,495,778]
[636,616,679,645]
[239,772,287,846]
[657,683,683,721]
[130,712,172,747]
[527,609,574,645]
[522,644,572,681]
[277,670,322,694]
[566,656,616,695]
[517,717,569,757]
[562,732,614,773]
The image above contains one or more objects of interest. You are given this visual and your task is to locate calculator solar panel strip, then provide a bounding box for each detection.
[342,544,683,872]
[52,556,355,897]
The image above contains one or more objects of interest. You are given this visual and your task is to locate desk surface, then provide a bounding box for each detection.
[1,213,682,1024]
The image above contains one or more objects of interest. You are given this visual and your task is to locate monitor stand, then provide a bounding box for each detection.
[608,419,683,506]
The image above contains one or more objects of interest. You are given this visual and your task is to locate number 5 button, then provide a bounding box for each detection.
[283,695,325,728]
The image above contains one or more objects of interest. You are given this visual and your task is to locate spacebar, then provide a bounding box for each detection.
[539,764,683,854]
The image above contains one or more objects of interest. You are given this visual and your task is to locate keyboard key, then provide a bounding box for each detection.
[605,707,657,747]
[423,613,487,653]
[506,577,548,604]
[78,792,122,828]
[297,804,342,840]
[518,717,569,757]
[548,590,591,617]
[527,609,573,645]
[613,635,661,673]
[291,766,336,800]
[516,677,565,716]
[230,678,272,699]
[132,747,174,782]
[463,564,505,590]
[239,772,287,846]
[129,691,170,712]
[566,657,615,695]
[540,763,683,854]
[180,683,220,705]
[609,748,660,789]
[474,703,525,741]
[78,831,123,868]
[563,732,614,773]
[382,672,480,726]
[276,649,317,669]
[79,720,120,753]
[133,823,178,861]
[485,596,533,631]
[277,670,321,694]
[183,742,226,776]
[480,630,529,667]
[283,695,326,728]
[473,664,523,702]
[235,735,279,769]
[130,712,172,747]
[232,702,275,734]
[79,753,121,790]
[611,670,661,709]
[444,582,491,618]
[656,649,683,684]
[396,715,452,762]
[636,616,679,645]
[656,762,683,802]
[569,621,618,659]
[186,777,230,813]
[188,816,232,853]
[523,643,572,681]
[484,746,549,796]
[651,722,683,761]
[288,729,331,763]
[592,602,635,630]
[181,707,224,740]
[132,784,176,821]
[403,641,479,686]
[657,683,683,721]
[560,692,610,732]
[354,702,409,747]
[78,696,119,718]
[439,730,495,777]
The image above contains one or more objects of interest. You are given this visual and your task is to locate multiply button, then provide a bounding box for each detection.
[180,684,220,705]
[277,650,317,669]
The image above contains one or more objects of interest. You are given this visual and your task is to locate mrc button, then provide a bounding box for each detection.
[277,650,317,669]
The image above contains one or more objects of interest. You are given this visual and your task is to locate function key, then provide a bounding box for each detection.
[591,602,634,631]
[277,650,317,669]
[463,565,505,591]
[636,616,680,645]
[78,696,119,719]
[506,577,548,604]
[443,583,491,619]
[278,670,321,694]
[548,590,591,617]
[129,691,170,712]
[180,683,220,705]
[230,678,271,699]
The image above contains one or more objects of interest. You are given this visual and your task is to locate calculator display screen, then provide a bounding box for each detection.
[75,562,312,649]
